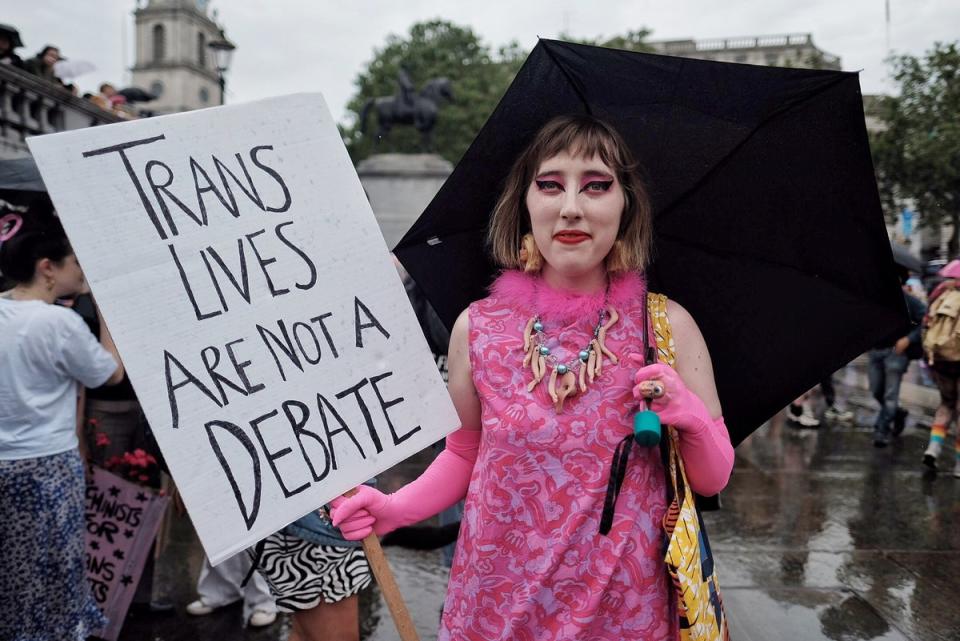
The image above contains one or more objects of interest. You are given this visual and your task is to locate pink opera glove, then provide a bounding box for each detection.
[330,427,482,541]
[630,358,735,496]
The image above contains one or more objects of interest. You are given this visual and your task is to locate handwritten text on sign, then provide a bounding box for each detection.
[29,94,459,564]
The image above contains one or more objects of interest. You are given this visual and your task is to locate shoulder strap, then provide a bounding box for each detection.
[646,292,676,366]
[647,292,690,495]
[648,296,729,641]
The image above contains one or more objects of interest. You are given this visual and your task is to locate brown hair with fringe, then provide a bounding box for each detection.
[487,114,653,272]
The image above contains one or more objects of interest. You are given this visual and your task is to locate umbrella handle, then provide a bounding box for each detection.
[633,291,661,446]
[633,403,662,447]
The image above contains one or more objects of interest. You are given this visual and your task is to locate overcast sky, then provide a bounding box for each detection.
[11,0,960,125]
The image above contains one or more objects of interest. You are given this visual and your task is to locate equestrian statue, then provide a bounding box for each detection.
[359,69,454,150]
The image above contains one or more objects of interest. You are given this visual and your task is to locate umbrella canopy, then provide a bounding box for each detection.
[0,24,23,49]
[394,39,908,444]
[53,59,96,80]
[117,86,156,103]
[0,157,45,193]
[939,260,960,279]
[0,157,53,225]
[890,242,923,273]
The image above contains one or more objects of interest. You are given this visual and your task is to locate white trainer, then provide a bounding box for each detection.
[922,441,942,470]
[824,406,854,422]
[185,599,216,616]
[249,609,278,627]
[795,405,820,427]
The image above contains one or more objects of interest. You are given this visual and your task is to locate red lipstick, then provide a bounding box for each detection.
[554,230,591,244]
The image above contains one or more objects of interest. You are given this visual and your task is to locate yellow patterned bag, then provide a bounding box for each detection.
[648,292,730,641]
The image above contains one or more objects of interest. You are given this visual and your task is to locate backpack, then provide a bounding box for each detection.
[922,288,960,364]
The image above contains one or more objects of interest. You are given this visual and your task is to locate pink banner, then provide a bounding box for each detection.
[84,466,169,641]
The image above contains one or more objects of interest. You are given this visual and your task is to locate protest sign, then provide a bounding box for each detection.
[29,94,459,564]
[85,466,169,641]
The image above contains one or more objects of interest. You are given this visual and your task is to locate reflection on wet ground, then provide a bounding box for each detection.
[715,374,960,641]
[120,376,960,641]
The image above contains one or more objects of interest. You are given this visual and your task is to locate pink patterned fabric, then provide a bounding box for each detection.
[439,270,676,641]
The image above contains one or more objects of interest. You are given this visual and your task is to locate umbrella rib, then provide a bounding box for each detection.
[541,41,592,115]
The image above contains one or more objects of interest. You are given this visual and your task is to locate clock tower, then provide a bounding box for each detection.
[130,0,234,113]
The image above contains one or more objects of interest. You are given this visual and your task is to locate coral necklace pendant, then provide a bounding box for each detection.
[522,306,620,412]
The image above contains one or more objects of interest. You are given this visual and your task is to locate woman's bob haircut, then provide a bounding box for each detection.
[487,114,653,273]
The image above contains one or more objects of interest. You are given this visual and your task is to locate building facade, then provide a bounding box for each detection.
[130,0,232,114]
[648,33,841,70]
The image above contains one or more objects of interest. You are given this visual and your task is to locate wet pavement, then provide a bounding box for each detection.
[119,359,960,641]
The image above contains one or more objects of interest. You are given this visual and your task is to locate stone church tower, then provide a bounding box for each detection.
[130,0,233,114]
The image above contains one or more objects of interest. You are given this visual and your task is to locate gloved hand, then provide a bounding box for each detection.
[629,356,734,496]
[630,359,713,433]
[329,486,402,539]
[330,427,481,541]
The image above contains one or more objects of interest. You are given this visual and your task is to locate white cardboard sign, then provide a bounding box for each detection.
[28,94,459,564]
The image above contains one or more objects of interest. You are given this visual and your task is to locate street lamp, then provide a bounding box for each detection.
[207,36,235,105]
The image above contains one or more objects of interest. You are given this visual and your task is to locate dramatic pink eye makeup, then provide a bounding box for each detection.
[579,171,614,192]
[534,172,564,191]
[581,180,614,193]
[534,170,615,192]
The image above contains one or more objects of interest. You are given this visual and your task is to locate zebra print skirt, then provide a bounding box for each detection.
[250,531,372,611]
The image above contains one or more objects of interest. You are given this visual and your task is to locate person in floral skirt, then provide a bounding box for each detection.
[0,221,124,640]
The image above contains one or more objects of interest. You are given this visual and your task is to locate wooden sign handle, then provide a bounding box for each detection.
[342,489,420,641]
[361,533,420,641]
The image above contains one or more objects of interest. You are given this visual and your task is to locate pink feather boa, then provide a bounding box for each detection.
[489,270,646,324]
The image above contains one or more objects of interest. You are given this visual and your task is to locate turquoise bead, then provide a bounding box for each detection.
[633,410,662,446]
[557,364,568,375]
[533,321,544,332]
[539,345,550,356]
[579,350,590,362]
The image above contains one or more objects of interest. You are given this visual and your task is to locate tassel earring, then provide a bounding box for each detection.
[45,275,55,292]
[518,233,543,273]
[605,239,629,273]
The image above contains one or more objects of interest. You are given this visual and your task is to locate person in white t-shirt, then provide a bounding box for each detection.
[0,219,124,641]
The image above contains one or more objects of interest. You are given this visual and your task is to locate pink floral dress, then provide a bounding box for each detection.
[439,270,676,641]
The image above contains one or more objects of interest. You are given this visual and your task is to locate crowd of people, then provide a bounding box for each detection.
[785,260,960,479]
[0,23,144,120]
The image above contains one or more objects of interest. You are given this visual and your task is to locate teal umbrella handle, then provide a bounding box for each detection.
[633,408,661,446]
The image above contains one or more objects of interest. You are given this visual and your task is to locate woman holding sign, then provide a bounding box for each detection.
[0,219,124,640]
[332,116,735,640]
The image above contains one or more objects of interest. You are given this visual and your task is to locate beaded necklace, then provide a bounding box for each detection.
[522,305,620,412]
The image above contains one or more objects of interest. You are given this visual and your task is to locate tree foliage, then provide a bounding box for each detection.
[556,29,653,53]
[871,42,960,251]
[342,21,653,165]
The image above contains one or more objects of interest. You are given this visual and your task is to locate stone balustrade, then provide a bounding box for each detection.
[0,64,122,160]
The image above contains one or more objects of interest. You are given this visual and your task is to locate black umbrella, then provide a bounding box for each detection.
[393,39,908,444]
[117,86,157,103]
[0,24,24,49]
[0,157,54,227]
[890,242,923,273]
[0,157,45,193]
